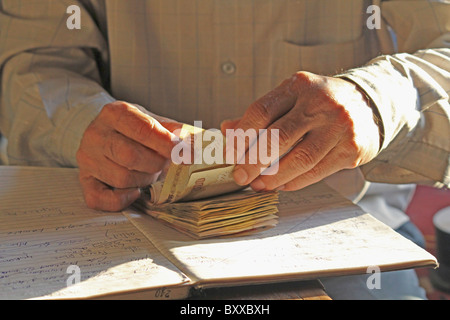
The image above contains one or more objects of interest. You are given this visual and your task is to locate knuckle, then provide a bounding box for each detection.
[273,125,292,150]
[100,102,117,117]
[113,170,134,189]
[100,101,129,122]
[248,101,272,124]
[106,137,118,160]
[137,117,156,138]
[334,104,354,126]
[108,100,127,111]
[303,164,325,181]
[106,138,139,169]
[291,71,315,90]
[290,147,316,172]
[122,150,139,169]
[319,100,356,135]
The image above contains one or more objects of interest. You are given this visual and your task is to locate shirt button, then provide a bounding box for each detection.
[221,61,236,75]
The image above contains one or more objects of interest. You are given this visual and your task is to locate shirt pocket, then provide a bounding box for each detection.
[272,33,376,79]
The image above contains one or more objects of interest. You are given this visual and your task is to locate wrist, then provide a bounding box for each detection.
[340,77,385,152]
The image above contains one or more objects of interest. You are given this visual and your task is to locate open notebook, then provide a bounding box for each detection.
[0,166,437,299]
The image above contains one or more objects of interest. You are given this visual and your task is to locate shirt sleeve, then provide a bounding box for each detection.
[337,0,450,188]
[0,0,115,167]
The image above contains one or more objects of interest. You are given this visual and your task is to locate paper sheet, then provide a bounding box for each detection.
[0,167,189,299]
[127,182,437,287]
[0,166,437,299]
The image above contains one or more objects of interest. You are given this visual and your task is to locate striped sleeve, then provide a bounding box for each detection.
[0,0,114,167]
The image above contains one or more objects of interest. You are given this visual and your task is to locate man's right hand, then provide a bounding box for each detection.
[76,101,181,211]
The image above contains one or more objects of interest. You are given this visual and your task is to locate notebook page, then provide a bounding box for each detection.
[0,166,189,299]
[126,182,437,287]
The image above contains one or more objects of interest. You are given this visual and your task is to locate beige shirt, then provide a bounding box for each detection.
[0,0,449,226]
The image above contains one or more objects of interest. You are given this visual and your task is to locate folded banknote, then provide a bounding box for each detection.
[140,124,279,239]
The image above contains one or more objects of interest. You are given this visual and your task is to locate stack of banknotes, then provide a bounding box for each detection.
[137,124,279,239]
[138,189,279,239]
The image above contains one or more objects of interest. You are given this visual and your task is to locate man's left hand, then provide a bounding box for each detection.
[221,71,382,192]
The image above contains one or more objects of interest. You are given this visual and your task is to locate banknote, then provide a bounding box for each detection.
[138,189,279,239]
[149,124,244,204]
[142,124,279,239]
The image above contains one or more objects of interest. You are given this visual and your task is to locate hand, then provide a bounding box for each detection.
[76,101,182,211]
[222,71,382,192]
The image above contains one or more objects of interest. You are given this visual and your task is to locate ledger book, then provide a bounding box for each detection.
[0,166,437,299]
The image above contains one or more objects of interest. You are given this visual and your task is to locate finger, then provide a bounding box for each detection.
[100,102,178,158]
[236,79,297,132]
[282,146,352,192]
[248,128,339,191]
[80,174,141,212]
[230,79,297,154]
[132,103,182,129]
[80,150,157,189]
[103,130,168,173]
[232,106,310,185]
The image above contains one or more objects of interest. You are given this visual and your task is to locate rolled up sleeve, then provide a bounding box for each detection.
[336,0,450,188]
[341,49,449,187]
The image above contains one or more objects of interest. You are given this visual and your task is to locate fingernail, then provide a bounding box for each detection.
[251,178,266,192]
[233,168,248,185]
[275,185,285,191]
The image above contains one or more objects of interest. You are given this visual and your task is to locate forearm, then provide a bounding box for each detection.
[1,52,115,167]
[337,48,450,187]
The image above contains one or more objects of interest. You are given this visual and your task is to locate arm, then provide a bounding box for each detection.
[339,0,450,187]
[0,0,181,211]
[0,0,112,167]
[227,0,449,191]
[340,48,449,187]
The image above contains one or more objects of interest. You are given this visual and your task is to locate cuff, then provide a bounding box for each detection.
[335,56,419,153]
[53,91,116,167]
